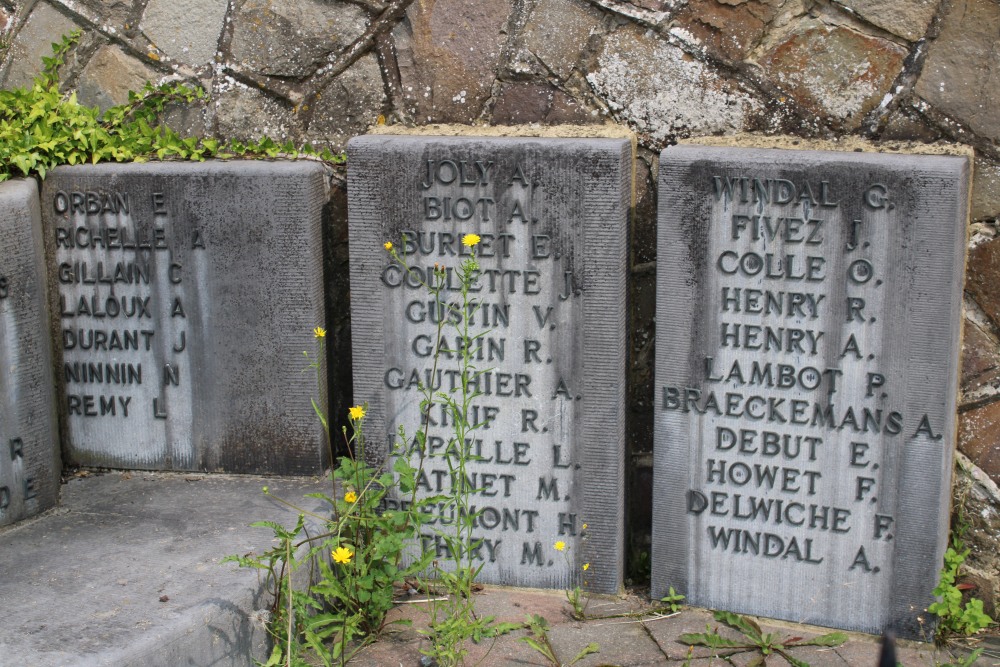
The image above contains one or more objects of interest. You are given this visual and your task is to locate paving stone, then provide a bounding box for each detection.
[915,0,1000,142]
[547,618,666,666]
[643,607,747,660]
[0,472,331,667]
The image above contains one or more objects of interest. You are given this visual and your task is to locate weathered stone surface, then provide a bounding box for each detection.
[959,401,1000,481]
[973,156,1000,222]
[62,0,135,28]
[960,318,1000,398]
[966,236,1000,331]
[835,0,938,41]
[140,0,227,68]
[915,0,1000,141]
[587,24,760,144]
[653,145,969,637]
[758,20,907,130]
[0,179,61,527]
[880,107,949,143]
[213,84,295,143]
[348,134,629,593]
[41,161,330,474]
[229,0,368,78]
[304,54,386,151]
[954,453,1000,616]
[77,45,162,111]
[395,0,512,123]
[0,3,79,89]
[491,82,596,125]
[671,0,781,62]
[0,472,332,667]
[514,0,604,80]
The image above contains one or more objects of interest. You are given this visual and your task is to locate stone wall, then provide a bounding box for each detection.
[4,0,1000,590]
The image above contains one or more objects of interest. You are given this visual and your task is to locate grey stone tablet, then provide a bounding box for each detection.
[0,178,61,526]
[348,135,629,593]
[652,145,969,638]
[40,161,329,475]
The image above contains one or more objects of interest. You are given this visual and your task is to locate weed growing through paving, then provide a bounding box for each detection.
[659,586,685,614]
[225,331,431,665]
[519,614,600,667]
[386,234,523,665]
[230,236,530,666]
[679,610,847,667]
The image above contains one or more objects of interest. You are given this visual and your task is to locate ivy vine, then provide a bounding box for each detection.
[0,31,344,183]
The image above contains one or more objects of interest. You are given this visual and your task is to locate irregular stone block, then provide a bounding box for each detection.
[671,0,781,62]
[348,134,629,593]
[915,0,1000,142]
[514,0,604,80]
[0,178,61,527]
[395,0,512,123]
[586,24,761,144]
[77,46,163,112]
[40,161,329,474]
[966,236,1000,331]
[758,20,907,130]
[835,0,937,41]
[0,3,79,90]
[229,0,368,78]
[959,401,1000,483]
[653,145,969,638]
[140,0,228,68]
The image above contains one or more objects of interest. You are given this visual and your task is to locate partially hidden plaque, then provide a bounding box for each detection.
[41,161,329,474]
[652,145,970,637]
[348,135,629,593]
[0,178,61,526]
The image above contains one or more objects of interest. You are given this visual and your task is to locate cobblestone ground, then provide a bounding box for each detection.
[347,586,999,666]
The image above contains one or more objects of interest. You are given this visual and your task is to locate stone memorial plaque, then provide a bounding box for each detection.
[652,145,969,637]
[41,161,329,474]
[348,135,629,593]
[0,178,61,526]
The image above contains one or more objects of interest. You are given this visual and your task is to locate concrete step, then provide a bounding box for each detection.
[0,471,331,667]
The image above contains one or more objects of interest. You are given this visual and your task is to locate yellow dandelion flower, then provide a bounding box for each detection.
[384,241,393,251]
[262,486,269,494]
[348,405,366,420]
[344,491,358,504]
[313,326,326,338]
[582,563,590,571]
[554,541,566,552]
[462,233,481,247]
[332,546,354,564]
[582,523,588,530]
